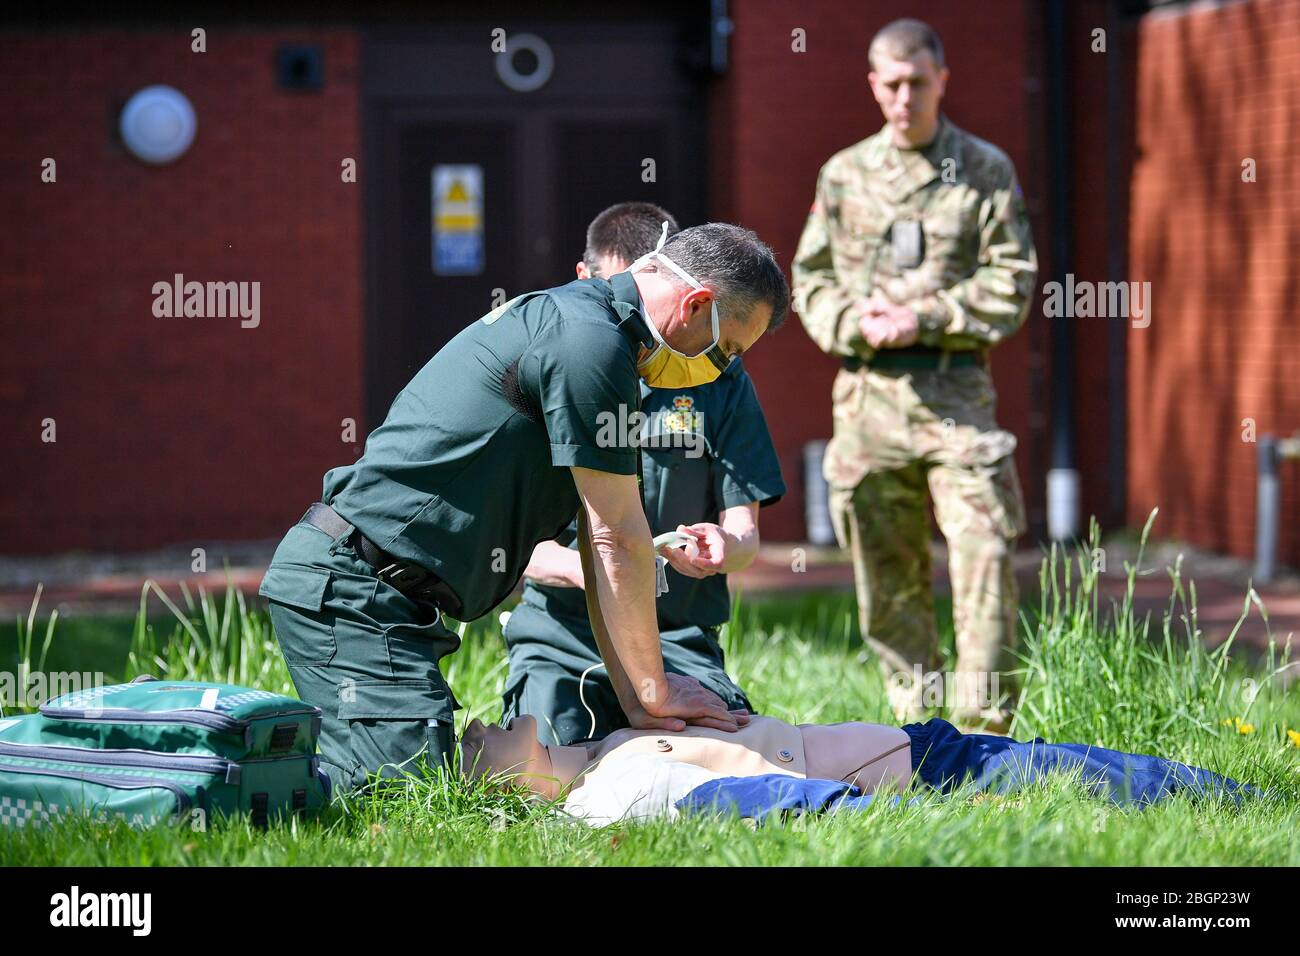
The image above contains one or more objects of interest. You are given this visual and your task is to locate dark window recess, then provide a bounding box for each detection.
[250,792,269,829]
[276,45,322,90]
[292,789,307,814]
[270,723,299,752]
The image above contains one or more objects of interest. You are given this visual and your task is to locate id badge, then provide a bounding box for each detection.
[891,219,925,269]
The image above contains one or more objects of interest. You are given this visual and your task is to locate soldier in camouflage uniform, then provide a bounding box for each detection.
[792,19,1037,729]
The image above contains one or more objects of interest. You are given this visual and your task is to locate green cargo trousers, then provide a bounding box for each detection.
[258,510,461,796]
[501,596,753,746]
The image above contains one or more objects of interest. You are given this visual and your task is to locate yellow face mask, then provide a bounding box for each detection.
[632,223,731,389]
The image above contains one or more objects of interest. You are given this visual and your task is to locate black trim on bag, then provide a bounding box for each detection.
[38,705,320,737]
[270,723,299,752]
[250,792,269,829]
[0,741,231,777]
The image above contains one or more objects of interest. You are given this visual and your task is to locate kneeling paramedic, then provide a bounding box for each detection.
[259,222,790,794]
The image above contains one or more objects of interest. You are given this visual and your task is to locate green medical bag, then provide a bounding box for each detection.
[0,675,331,829]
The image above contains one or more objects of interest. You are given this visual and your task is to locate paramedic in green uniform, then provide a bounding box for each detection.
[258,221,790,794]
[504,203,786,745]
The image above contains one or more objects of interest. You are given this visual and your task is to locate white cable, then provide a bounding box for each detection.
[578,662,606,740]
[577,530,688,738]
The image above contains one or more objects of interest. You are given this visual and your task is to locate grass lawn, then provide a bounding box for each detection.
[2,526,1298,866]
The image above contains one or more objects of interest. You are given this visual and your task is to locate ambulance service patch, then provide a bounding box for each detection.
[664,395,703,434]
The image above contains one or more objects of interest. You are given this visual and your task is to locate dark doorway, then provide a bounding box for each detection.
[362,16,710,427]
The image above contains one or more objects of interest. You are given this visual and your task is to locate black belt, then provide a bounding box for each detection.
[304,502,460,613]
[844,346,985,372]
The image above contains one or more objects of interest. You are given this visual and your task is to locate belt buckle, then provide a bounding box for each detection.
[377,561,427,592]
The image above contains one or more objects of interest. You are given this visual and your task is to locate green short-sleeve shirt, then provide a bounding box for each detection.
[522,357,786,630]
[322,273,653,621]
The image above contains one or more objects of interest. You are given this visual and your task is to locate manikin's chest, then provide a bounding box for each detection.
[594,716,807,779]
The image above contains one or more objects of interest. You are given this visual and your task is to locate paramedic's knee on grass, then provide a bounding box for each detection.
[333,672,456,790]
[266,601,456,795]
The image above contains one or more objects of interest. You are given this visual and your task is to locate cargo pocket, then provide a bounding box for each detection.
[383,614,462,679]
[930,453,1027,542]
[830,366,863,407]
[499,670,527,727]
[260,565,337,666]
[987,455,1028,539]
[949,421,1025,541]
[337,678,455,783]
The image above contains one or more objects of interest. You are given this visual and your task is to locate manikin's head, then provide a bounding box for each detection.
[459,715,560,798]
[867,18,949,148]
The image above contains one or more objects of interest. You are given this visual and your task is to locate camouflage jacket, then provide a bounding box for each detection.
[792,116,1038,358]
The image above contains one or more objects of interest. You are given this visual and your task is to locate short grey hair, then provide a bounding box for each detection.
[655,222,789,333]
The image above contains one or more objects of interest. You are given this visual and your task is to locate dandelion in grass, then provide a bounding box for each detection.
[1287,729,1300,748]
[1221,717,1255,735]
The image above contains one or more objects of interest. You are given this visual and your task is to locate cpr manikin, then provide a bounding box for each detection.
[458,710,1257,825]
[459,713,915,805]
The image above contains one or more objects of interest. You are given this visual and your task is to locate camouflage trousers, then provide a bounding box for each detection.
[825,365,1026,720]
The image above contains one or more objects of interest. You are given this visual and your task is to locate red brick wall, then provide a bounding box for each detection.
[1128,0,1300,563]
[713,0,1043,541]
[0,29,363,553]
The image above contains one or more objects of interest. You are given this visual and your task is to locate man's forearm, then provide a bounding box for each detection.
[716,503,761,573]
[577,510,665,711]
[792,185,875,360]
[523,540,585,588]
[716,522,759,573]
[794,282,874,359]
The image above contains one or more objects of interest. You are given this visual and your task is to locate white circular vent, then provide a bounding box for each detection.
[119,85,197,165]
[495,33,554,93]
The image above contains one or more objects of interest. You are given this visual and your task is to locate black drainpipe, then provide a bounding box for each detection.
[1105,0,1129,529]
[1045,0,1080,541]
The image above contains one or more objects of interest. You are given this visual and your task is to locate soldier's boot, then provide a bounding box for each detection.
[830,464,942,723]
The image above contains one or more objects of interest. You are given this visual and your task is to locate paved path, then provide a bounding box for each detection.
[2,540,1296,664]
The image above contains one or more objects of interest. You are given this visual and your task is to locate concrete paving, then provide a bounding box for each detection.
[1,538,1296,667]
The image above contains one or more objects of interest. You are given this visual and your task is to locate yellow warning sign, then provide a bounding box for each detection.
[432,164,484,275]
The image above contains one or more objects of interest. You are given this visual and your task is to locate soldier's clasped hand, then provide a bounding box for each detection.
[859,297,920,349]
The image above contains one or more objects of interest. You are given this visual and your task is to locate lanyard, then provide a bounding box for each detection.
[608,271,654,516]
